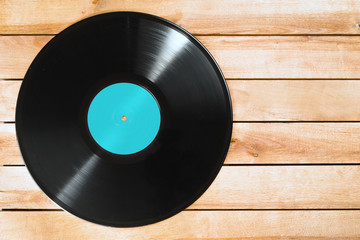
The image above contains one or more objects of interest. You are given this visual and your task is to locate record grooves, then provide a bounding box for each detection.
[16,12,232,227]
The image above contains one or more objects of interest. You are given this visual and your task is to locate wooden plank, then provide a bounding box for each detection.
[227,122,360,164]
[3,122,360,165]
[200,36,360,79]
[0,36,50,80]
[1,36,360,79]
[3,80,360,121]
[1,0,360,35]
[1,211,360,239]
[0,124,21,165]
[2,166,360,209]
[0,81,21,122]
[228,80,360,121]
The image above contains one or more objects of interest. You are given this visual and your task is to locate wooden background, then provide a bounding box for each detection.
[1,0,360,239]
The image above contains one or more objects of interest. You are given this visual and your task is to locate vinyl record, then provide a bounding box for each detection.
[16,12,232,227]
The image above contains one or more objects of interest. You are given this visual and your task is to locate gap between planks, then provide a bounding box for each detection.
[3,208,360,211]
[2,34,360,37]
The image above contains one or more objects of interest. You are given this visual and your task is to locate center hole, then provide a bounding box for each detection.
[121,115,127,121]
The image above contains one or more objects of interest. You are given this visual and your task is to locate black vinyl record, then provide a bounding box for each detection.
[16,12,232,227]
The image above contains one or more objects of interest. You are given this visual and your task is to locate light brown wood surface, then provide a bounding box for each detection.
[228,80,360,121]
[3,80,360,122]
[1,0,360,35]
[1,166,360,210]
[2,211,360,240]
[0,81,20,122]
[2,122,360,165]
[1,36,360,79]
[1,1,360,239]
[228,122,360,164]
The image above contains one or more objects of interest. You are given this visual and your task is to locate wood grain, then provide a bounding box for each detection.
[0,36,50,80]
[201,36,360,79]
[3,122,360,165]
[1,211,360,239]
[2,166,360,210]
[0,124,20,165]
[0,81,21,122]
[227,122,360,164]
[1,36,360,79]
[228,80,360,121]
[1,1,360,239]
[1,0,360,35]
[3,80,360,122]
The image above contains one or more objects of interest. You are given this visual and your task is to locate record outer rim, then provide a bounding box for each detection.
[15,11,233,227]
